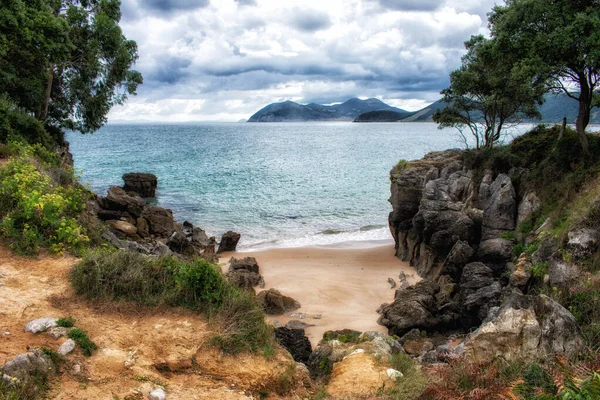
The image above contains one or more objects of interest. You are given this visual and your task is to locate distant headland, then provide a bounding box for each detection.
[248,94,600,124]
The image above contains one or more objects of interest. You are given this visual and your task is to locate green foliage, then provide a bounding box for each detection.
[566,289,600,347]
[531,263,548,279]
[70,250,273,354]
[0,96,53,148]
[394,159,408,173]
[386,353,428,400]
[40,347,63,368]
[490,0,600,148]
[322,329,361,344]
[0,143,89,254]
[56,316,75,328]
[558,372,600,400]
[421,360,558,399]
[68,328,97,357]
[0,370,50,400]
[433,35,544,149]
[0,0,142,135]
[500,231,516,240]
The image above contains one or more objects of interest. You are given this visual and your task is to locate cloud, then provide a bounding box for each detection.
[234,0,257,6]
[145,0,210,14]
[109,0,497,121]
[377,0,442,11]
[289,9,332,32]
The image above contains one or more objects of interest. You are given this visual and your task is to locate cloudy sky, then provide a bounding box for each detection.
[108,0,500,122]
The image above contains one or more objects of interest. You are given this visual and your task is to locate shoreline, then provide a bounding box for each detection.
[219,243,418,347]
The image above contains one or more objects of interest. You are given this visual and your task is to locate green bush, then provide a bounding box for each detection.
[68,328,97,357]
[566,289,600,347]
[386,353,428,400]
[70,250,273,354]
[0,143,89,255]
[0,96,54,149]
[56,316,75,328]
[0,370,50,400]
[322,329,361,343]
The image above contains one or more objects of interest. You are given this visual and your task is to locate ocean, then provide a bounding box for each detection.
[66,122,531,250]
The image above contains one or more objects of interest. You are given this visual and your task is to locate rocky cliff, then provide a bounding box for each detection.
[380,136,590,362]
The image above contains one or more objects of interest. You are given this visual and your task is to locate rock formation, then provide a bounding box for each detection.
[122,172,158,198]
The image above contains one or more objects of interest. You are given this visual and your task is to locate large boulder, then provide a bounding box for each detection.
[122,172,158,198]
[377,280,441,335]
[463,293,584,362]
[107,220,138,237]
[481,174,516,240]
[459,262,502,322]
[229,257,260,274]
[256,289,300,315]
[217,231,241,253]
[548,252,580,289]
[517,192,542,226]
[1,349,54,381]
[141,206,177,238]
[274,327,312,363]
[103,186,147,218]
[566,228,600,261]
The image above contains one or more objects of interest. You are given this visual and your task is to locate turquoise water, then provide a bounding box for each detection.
[66,122,521,249]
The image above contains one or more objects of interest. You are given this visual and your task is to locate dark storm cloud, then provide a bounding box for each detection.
[146,0,210,13]
[290,9,332,32]
[148,56,192,84]
[377,0,441,11]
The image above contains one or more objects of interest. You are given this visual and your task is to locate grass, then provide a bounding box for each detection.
[322,329,361,344]
[70,249,273,354]
[68,328,97,357]
[0,371,50,400]
[56,316,75,328]
[385,353,428,400]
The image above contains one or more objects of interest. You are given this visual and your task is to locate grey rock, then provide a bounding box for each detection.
[481,174,516,240]
[566,228,600,260]
[122,172,157,198]
[256,289,301,315]
[229,257,260,274]
[24,318,57,334]
[1,350,53,381]
[517,192,542,226]
[148,388,166,400]
[104,186,147,218]
[377,280,441,335]
[48,327,70,339]
[274,327,312,363]
[532,234,559,265]
[476,239,513,265]
[463,293,584,362]
[286,320,314,330]
[58,339,76,356]
[141,206,176,238]
[388,277,396,288]
[217,231,241,253]
[548,252,579,289]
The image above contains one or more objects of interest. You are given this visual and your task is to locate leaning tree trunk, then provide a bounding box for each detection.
[576,80,591,154]
[40,67,54,121]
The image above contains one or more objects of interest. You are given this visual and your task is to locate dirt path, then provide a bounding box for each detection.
[0,247,297,399]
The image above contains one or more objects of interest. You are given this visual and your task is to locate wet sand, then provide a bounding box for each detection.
[219,244,418,346]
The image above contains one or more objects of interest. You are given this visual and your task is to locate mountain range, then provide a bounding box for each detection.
[248,94,600,124]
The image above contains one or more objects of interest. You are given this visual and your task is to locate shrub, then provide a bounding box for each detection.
[566,289,600,347]
[56,316,75,328]
[0,143,89,255]
[0,370,50,400]
[68,328,97,356]
[0,96,54,149]
[70,250,273,354]
[385,353,428,400]
[322,329,361,343]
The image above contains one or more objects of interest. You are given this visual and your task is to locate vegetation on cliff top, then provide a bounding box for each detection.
[435,0,600,152]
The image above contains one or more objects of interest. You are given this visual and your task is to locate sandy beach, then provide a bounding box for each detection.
[220,244,418,346]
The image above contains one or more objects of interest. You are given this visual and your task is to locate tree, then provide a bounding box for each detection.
[433,35,545,149]
[0,0,142,136]
[490,0,600,153]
